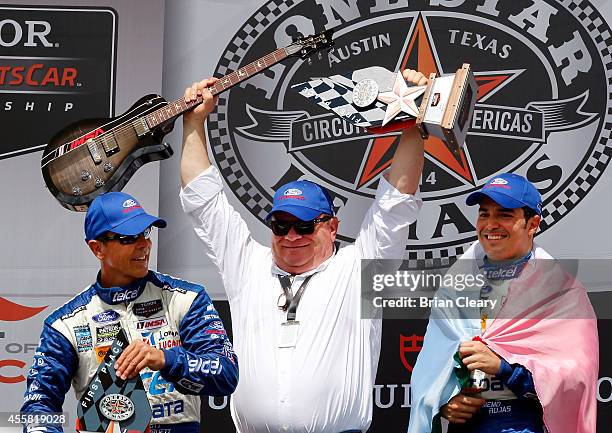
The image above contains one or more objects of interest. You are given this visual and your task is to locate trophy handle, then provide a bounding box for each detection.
[416,72,439,139]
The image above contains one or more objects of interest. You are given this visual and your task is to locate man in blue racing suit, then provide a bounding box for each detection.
[21,191,238,433]
[440,174,544,433]
[444,254,543,433]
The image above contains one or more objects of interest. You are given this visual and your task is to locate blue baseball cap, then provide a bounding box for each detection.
[466,173,542,215]
[84,192,167,241]
[265,180,334,221]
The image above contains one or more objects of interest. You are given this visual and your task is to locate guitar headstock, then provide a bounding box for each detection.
[285,29,334,60]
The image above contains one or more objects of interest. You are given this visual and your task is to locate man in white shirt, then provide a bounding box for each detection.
[179,70,427,433]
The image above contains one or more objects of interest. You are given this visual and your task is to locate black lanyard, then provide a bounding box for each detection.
[277,274,313,321]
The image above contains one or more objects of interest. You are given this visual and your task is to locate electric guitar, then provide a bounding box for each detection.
[41,30,334,211]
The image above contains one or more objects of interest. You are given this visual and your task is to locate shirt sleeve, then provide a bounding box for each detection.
[180,165,260,301]
[497,358,537,399]
[354,171,422,260]
[160,290,238,396]
[21,323,78,433]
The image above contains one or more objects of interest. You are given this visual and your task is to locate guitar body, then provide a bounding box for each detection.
[40,30,333,211]
[41,94,174,211]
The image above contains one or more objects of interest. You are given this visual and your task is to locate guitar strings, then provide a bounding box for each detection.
[41,96,200,168]
[42,48,290,167]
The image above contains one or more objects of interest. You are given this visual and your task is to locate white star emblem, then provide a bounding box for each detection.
[377,72,427,126]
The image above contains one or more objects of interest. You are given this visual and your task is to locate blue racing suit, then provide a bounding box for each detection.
[449,253,544,433]
[449,360,544,433]
[21,271,238,433]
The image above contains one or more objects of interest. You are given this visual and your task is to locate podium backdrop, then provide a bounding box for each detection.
[1,0,611,431]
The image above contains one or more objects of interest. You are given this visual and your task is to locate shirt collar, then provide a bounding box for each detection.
[482,250,533,281]
[94,271,149,305]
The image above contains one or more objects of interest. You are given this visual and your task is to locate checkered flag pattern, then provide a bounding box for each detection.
[292,73,412,128]
[77,330,151,433]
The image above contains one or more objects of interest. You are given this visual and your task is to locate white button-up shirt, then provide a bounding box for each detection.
[181,166,421,433]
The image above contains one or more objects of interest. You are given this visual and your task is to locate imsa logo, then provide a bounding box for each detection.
[209,0,612,268]
[136,316,168,331]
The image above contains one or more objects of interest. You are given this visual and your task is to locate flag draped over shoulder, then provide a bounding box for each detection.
[407,242,598,433]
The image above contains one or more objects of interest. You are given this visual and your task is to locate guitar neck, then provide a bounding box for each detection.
[146,47,290,129]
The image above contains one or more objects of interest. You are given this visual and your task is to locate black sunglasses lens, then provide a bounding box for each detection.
[270,220,317,235]
[117,228,152,244]
[118,235,139,245]
[270,216,332,236]
[293,221,316,235]
[98,227,152,244]
[270,221,290,236]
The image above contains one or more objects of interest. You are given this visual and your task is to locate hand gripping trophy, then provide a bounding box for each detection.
[293,63,478,162]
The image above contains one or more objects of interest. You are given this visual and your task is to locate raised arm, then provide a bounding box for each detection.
[387,69,427,195]
[353,70,427,259]
[181,77,218,187]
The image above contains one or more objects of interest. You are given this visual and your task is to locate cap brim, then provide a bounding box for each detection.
[112,213,167,236]
[265,204,322,221]
[465,190,525,209]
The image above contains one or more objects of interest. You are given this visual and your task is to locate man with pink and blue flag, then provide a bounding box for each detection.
[408,173,599,433]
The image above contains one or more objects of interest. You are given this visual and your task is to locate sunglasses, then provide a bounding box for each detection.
[97,227,152,245]
[269,215,333,236]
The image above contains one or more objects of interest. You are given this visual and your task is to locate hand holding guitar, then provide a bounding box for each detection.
[181,77,219,184]
[183,77,219,127]
[41,31,333,211]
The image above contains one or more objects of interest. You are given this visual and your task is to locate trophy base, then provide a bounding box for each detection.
[416,63,478,160]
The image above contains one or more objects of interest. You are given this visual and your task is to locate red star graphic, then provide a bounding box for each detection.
[357,15,518,188]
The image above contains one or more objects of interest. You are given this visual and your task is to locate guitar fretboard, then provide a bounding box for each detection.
[145,47,289,129]
[43,47,291,165]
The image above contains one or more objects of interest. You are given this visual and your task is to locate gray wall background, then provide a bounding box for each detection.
[0,0,165,424]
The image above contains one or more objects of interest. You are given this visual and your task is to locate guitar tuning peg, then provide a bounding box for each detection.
[307,57,312,66]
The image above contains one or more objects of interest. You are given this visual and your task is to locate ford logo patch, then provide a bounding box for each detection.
[92,310,120,323]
